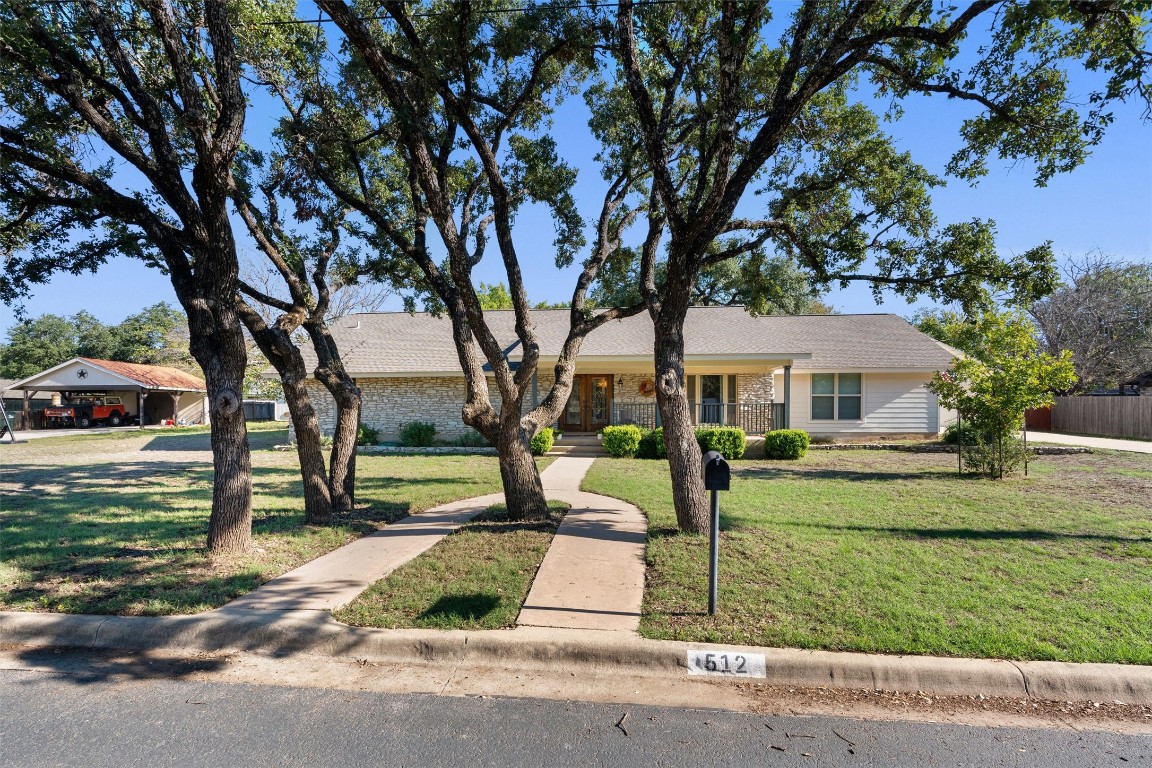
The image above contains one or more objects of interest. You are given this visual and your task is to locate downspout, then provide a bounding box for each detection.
[783,365,792,430]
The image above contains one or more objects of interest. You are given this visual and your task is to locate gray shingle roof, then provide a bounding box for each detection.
[310,307,957,375]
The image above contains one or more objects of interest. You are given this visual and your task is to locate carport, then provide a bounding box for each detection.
[5,357,208,429]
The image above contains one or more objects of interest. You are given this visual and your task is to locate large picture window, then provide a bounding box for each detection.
[811,373,862,421]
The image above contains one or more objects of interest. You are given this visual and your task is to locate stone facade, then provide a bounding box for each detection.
[612,373,659,406]
[302,370,778,441]
[303,377,486,443]
[736,373,775,403]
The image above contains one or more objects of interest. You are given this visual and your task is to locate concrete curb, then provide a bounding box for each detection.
[4,609,1151,704]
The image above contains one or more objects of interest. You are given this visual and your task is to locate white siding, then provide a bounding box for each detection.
[774,371,942,437]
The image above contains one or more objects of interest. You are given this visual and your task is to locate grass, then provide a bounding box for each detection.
[334,501,568,630]
[582,449,1152,664]
[0,425,550,616]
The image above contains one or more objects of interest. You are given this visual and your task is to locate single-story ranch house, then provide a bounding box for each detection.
[298,307,960,442]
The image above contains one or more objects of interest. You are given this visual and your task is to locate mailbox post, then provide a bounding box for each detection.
[702,450,730,615]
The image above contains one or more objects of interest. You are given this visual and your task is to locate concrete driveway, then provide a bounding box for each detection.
[1027,431,1152,454]
[1,425,149,442]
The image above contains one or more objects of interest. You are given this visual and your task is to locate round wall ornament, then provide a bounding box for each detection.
[76,369,89,380]
[638,379,656,397]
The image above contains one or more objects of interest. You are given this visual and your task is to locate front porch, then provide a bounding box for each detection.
[548,367,795,435]
[609,400,786,434]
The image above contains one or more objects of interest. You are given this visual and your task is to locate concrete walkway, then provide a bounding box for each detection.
[6,456,1152,705]
[221,456,648,634]
[517,459,647,632]
[1027,431,1152,454]
[224,492,504,612]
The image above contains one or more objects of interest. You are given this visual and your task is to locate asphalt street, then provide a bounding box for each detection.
[2,667,1149,768]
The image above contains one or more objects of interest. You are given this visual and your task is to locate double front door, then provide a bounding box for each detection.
[560,374,612,432]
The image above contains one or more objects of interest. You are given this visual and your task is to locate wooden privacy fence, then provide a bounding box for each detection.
[1051,396,1152,440]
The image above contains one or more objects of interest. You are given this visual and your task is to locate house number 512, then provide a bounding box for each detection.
[686,649,767,678]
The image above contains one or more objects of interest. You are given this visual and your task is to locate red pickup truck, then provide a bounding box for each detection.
[43,395,130,428]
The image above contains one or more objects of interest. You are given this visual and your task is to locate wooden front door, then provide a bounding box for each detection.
[560,375,613,432]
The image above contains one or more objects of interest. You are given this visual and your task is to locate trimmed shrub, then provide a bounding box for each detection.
[357,424,380,446]
[398,421,437,447]
[695,426,747,460]
[764,429,810,459]
[530,427,555,456]
[636,427,667,459]
[601,424,643,458]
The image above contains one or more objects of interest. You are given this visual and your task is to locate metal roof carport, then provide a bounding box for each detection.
[4,357,207,431]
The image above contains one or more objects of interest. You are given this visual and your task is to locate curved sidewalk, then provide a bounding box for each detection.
[3,455,1151,704]
[224,492,506,612]
[220,457,648,633]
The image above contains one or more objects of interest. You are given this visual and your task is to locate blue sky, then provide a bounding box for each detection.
[2,26,1149,332]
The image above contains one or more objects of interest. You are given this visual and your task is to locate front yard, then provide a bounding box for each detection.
[335,501,569,630]
[0,425,516,615]
[582,449,1152,664]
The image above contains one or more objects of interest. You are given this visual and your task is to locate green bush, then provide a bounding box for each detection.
[764,429,810,459]
[636,427,667,459]
[942,421,985,445]
[695,426,747,460]
[601,424,643,458]
[357,424,380,446]
[398,421,437,447]
[530,427,555,456]
[962,432,1029,478]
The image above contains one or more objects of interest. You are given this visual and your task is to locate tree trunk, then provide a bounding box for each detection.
[653,301,709,534]
[305,321,361,512]
[327,380,361,511]
[186,301,254,554]
[284,376,335,523]
[497,413,549,521]
[237,305,333,524]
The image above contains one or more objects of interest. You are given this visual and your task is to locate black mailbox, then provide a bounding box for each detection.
[702,450,730,491]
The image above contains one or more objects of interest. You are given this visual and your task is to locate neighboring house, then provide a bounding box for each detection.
[5,357,208,428]
[296,307,959,442]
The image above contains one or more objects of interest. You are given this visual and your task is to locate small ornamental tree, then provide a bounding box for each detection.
[926,310,1076,478]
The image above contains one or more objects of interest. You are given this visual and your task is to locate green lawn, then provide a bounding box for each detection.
[0,425,528,615]
[335,501,568,631]
[582,449,1152,664]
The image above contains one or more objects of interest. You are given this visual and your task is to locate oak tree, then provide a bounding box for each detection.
[268,0,646,519]
[594,0,1150,532]
[1029,253,1152,393]
[1,0,255,552]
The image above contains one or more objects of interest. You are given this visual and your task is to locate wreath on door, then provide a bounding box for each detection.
[638,379,656,397]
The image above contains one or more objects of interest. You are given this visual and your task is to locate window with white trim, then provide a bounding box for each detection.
[811,373,862,420]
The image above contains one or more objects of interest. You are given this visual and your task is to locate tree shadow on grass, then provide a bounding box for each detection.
[0,457,494,615]
[735,466,967,483]
[788,521,1152,545]
[1,463,339,614]
[417,593,501,624]
[139,425,287,452]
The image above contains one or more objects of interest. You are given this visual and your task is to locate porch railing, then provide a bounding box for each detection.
[610,402,786,434]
